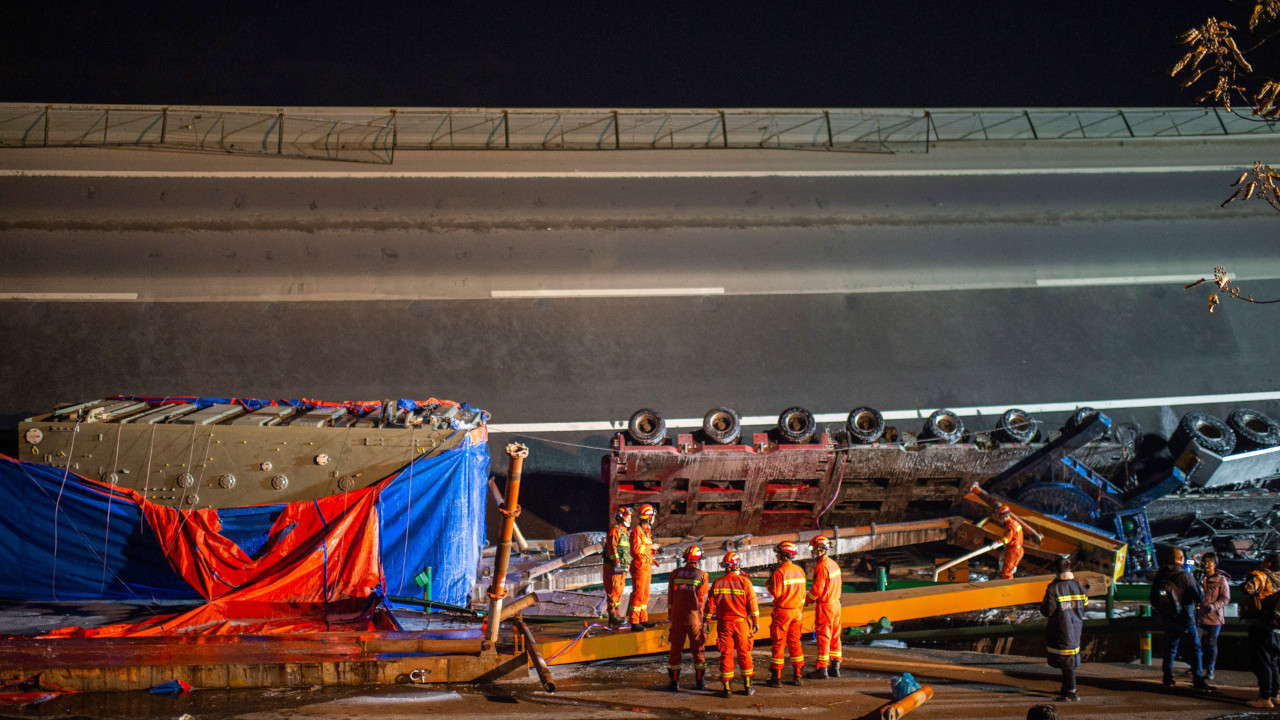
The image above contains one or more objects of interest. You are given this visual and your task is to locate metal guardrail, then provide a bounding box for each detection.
[1,105,1275,164]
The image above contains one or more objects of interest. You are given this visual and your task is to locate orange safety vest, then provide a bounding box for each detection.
[807,555,842,605]
[708,572,759,620]
[769,561,807,610]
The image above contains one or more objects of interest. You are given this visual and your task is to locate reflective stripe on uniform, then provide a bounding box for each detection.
[783,578,805,585]
[771,658,785,666]
[790,655,804,663]
[714,588,747,595]
[828,570,841,579]
[673,578,702,586]
[1047,646,1080,655]
[744,669,754,677]
[723,671,735,679]
[669,664,682,670]
[832,651,842,658]
[817,654,829,661]
[633,604,646,610]
[694,663,706,669]
[1057,594,1088,603]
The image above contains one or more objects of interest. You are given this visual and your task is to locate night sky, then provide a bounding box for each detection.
[2,3,1270,108]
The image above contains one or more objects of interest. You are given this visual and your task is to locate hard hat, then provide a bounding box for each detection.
[996,504,1012,517]
[684,545,704,565]
[638,504,656,521]
[775,540,798,559]
[721,551,742,570]
[615,506,634,523]
[809,535,831,551]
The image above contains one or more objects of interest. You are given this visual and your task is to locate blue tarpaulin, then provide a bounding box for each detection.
[0,432,488,608]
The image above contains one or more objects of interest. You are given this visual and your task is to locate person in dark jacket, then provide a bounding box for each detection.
[1040,556,1087,701]
[1242,553,1280,708]
[1150,547,1211,690]
[1196,552,1231,682]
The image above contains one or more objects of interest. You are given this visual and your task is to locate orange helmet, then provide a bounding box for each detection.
[684,545,704,565]
[809,535,831,553]
[638,504,656,521]
[721,551,742,570]
[776,540,798,559]
[615,506,633,524]
[996,504,1012,518]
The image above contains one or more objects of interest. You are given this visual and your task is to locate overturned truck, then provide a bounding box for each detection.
[606,405,1280,577]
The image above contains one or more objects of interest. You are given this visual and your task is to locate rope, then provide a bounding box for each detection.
[100,423,125,593]
[547,622,607,662]
[50,420,81,601]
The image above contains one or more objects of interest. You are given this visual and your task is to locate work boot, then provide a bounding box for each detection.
[666,669,680,692]
[719,681,732,698]
[631,622,644,632]
[807,666,828,680]
[608,613,622,629]
[829,660,841,678]
[694,669,707,691]
[1193,678,1216,692]
[742,678,755,696]
[1057,690,1080,702]
[765,668,782,688]
[1247,697,1274,709]
[790,665,803,687]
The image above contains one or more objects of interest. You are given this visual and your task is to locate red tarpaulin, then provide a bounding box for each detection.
[42,478,393,637]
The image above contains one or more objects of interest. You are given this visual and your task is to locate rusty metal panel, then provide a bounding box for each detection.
[608,433,1130,536]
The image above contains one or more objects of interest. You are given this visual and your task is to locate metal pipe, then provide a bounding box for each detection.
[489,476,529,552]
[512,617,556,693]
[968,483,1046,544]
[499,592,542,622]
[487,443,528,644]
[515,542,603,594]
[932,540,1004,582]
[880,685,933,720]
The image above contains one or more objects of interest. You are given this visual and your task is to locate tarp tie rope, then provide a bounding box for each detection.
[51,421,82,601]
[547,623,607,661]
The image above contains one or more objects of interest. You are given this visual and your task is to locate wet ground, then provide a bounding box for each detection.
[3,645,1277,720]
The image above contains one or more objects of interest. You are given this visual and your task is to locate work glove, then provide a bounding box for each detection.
[613,564,625,574]
[750,622,759,635]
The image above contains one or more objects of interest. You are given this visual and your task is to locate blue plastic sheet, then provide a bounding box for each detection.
[0,432,488,607]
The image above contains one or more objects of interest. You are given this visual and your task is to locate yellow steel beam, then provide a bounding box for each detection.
[536,571,1110,666]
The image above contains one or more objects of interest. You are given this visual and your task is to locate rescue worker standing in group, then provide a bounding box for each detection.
[707,551,759,697]
[805,535,843,678]
[996,505,1025,579]
[628,504,658,630]
[1241,552,1280,708]
[665,545,710,692]
[766,540,806,688]
[1040,556,1088,702]
[604,506,633,628]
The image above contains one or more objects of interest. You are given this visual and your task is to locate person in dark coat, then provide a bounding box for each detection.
[1040,556,1087,701]
[1150,547,1211,691]
[1241,552,1280,708]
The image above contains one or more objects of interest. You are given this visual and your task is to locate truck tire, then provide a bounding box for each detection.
[1227,408,1280,450]
[554,531,607,557]
[1168,411,1236,456]
[702,407,742,445]
[846,406,885,443]
[922,409,964,445]
[777,407,816,444]
[995,408,1037,444]
[1065,406,1100,432]
[627,408,667,446]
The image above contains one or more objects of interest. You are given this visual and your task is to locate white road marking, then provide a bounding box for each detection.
[1036,275,1202,287]
[491,287,724,298]
[487,390,1280,433]
[0,166,1248,179]
[0,292,139,301]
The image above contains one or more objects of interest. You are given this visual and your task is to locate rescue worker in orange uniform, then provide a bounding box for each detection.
[806,535,843,678]
[604,506,633,628]
[766,540,806,687]
[707,550,760,697]
[628,503,659,630]
[996,504,1025,579]
[665,545,710,692]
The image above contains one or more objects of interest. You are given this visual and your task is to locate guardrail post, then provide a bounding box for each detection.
[613,110,620,149]
[1118,109,1134,138]
[877,566,888,592]
[43,105,50,147]
[1023,110,1038,140]
[924,111,933,153]
[824,110,833,148]
[160,108,168,145]
[103,108,110,145]
[719,110,728,148]
[277,112,284,155]
[1212,106,1229,135]
[503,110,510,148]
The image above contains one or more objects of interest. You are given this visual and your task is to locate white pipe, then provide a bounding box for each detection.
[932,540,1005,582]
